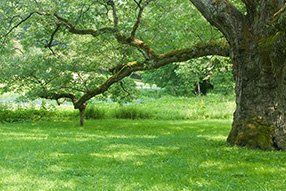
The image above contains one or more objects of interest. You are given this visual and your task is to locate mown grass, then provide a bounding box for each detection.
[1,119,286,190]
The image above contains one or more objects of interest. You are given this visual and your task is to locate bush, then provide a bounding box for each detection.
[0,105,51,123]
[85,105,106,119]
[0,94,235,123]
[113,105,152,119]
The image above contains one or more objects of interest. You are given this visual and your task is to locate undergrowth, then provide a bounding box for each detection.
[0,94,235,122]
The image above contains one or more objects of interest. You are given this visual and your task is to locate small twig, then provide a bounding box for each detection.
[75,4,91,24]
[120,81,132,99]
[44,24,61,55]
[4,12,35,37]
[130,0,153,39]
[108,0,119,28]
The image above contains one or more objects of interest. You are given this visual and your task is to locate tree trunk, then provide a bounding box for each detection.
[79,103,87,127]
[227,39,286,150]
[188,0,286,151]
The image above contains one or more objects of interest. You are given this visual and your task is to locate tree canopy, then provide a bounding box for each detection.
[0,0,229,109]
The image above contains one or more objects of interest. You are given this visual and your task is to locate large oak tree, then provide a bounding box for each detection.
[1,0,286,150]
[192,1,286,150]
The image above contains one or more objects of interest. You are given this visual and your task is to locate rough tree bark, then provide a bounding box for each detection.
[228,37,286,150]
[190,0,286,150]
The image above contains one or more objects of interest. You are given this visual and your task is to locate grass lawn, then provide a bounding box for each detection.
[0,119,286,191]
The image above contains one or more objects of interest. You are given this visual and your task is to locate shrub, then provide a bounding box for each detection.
[0,104,54,123]
[85,105,106,119]
[113,105,152,119]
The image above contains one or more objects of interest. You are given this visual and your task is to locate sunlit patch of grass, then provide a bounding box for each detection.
[1,119,286,190]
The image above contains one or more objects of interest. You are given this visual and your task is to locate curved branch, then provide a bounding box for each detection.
[40,92,77,104]
[190,0,244,42]
[54,13,157,59]
[54,14,117,37]
[74,40,229,108]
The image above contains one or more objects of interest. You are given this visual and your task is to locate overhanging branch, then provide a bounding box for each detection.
[54,12,157,59]
[40,92,77,104]
[54,13,117,37]
[190,0,244,42]
[74,40,230,108]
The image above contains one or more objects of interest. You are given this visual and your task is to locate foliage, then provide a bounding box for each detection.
[105,78,139,104]
[0,104,52,123]
[143,56,234,96]
[0,0,222,102]
[0,39,132,96]
[85,104,106,120]
[0,43,138,122]
[113,105,151,119]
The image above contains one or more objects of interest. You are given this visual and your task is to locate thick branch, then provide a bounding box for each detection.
[40,92,77,104]
[54,14,117,37]
[190,0,244,42]
[154,40,229,68]
[75,40,229,108]
[241,0,257,19]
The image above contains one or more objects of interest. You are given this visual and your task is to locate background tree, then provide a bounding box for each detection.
[143,56,233,96]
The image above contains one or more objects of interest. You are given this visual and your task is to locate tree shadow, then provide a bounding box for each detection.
[0,119,286,190]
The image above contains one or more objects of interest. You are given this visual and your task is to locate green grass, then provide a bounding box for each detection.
[1,119,286,190]
[91,94,235,120]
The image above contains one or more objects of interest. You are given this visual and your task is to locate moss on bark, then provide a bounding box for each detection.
[228,118,275,150]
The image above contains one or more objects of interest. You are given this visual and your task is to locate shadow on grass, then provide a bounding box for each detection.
[0,119,286,190]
